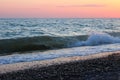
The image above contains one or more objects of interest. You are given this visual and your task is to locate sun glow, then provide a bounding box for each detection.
[0,0,120,18]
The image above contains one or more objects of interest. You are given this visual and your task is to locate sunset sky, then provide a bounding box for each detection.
[0,0,120,18]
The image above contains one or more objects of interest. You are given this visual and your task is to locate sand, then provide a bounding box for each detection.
[0,51,120,80]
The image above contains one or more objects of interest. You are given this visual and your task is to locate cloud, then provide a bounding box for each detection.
[57,4,106,8]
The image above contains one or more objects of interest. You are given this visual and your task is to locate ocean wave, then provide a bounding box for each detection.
[71,33,120,47]
[0,32,120,55]
[0,35,88,54]
[0,43,120,64]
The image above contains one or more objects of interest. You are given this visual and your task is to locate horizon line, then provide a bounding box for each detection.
[0,17,120,19]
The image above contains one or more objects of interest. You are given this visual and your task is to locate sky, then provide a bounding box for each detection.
[0,0,120,18]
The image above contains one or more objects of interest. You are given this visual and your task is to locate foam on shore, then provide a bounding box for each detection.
[1,43,120,65]
[0,51,120,74]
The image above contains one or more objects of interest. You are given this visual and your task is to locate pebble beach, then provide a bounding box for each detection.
[0,51,120,80]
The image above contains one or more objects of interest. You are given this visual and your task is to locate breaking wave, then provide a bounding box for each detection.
[72,33,120,47]
[0,32,120,55]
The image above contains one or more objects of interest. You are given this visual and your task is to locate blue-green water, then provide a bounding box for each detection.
[0,18,120,39]
[0,18,120,64]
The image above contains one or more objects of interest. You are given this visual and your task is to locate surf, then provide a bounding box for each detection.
[0,32,120,55]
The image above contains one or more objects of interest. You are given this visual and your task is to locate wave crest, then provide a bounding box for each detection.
[0,33,120,55]
[72,33,120,46]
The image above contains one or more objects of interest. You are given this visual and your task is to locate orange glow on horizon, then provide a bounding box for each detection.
[0,0,120,18]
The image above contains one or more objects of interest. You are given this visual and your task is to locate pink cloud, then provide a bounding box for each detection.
[57,4,106,7]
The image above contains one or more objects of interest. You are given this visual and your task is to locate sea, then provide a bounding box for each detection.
[0,18,120,64]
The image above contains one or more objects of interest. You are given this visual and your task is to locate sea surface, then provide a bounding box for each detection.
[0,18,120,64]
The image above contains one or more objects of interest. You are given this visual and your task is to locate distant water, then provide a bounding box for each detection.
[0,18,120,39]
[0,18,120,64]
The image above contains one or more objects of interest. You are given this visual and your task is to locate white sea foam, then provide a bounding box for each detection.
[0,43,120,64]
[72,33,120,47]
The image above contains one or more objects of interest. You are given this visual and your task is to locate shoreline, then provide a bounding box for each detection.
[0,51,120,80]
